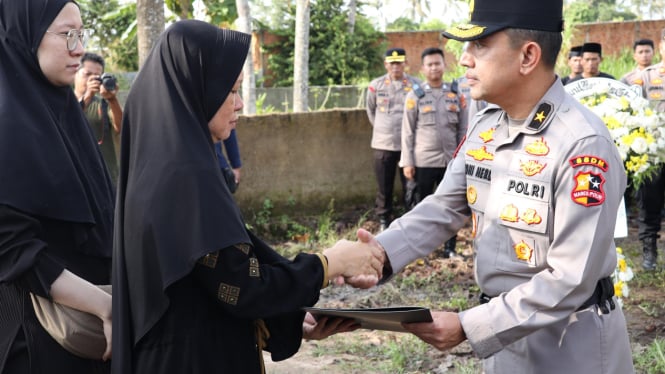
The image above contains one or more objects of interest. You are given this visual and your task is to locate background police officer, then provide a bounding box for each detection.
[636,29,665,270]
[400,47,467,257]
[366,48,422,230]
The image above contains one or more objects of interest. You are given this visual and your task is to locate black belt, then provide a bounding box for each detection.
[479,276,616,314]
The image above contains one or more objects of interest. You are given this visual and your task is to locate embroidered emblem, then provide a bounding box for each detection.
[571,171,606,207]
[519,160,547,177]
[479,127,495,143]
[447,92,457,98]
[527,103,553,130]
[471,212,478,239]
[568,155,609,171]
[448,104,459,112]
[520,208,542,225]
[514,240,534,263]
[500,204,519,222]
[466,146,494,161]
[406,98,416,110]
[198,252,219,268]
[634,78,644,85]
[467,185,478,204]
[650,92,663,99]
[234,243,251,255]
[249,257,260,278]
[446,24,487,39]
[654,78,663,84]
[422,105,433,113]
[525,137,550,156]
[217,283,240,306]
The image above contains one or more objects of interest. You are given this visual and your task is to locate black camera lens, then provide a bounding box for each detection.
[100,73,117,91]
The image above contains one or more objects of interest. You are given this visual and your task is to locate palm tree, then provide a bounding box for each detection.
[235,0,257,114]
[293,0,310,112]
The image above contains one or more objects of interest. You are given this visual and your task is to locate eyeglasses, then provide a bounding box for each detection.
[45,29,93,51]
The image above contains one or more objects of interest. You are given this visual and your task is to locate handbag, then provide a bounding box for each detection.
[30,285,111,360]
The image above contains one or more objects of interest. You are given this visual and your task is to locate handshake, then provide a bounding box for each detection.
[322,228,387,289]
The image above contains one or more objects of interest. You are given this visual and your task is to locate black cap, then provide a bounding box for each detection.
[385,48,406,63]
[582,42,602,55]
[568,45,583,58]
[442,0,564,41]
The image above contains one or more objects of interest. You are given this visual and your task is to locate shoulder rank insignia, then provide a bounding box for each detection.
[466,146,494,161]
[571,171,606,207]
[527,102,553,131]
[525,137,550,156]
[569,155,608,171]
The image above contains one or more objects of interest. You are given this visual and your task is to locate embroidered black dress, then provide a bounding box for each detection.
[112,21,326,374]
[0,1,115,373]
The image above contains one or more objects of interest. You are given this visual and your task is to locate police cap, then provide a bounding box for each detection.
[385,48,406,63]
[442,0,564,42]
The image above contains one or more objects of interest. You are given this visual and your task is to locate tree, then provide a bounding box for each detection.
[293,0,310,112]
[78,0,138,71]
[235,0,257,114]
[564,0,637,23]
[137,0,165,67]
[264,0,386,87]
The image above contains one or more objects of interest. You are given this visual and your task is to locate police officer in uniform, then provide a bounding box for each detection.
[400,47,467,258]
[636,28,665,270]
[366,48,422,230]
[620,39,655,86]
[348,0,634,372]
[452,75,487,120]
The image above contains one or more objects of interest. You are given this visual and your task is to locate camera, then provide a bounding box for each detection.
[98,73,117,91]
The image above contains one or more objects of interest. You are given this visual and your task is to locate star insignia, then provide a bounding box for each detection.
[534,111,546,122]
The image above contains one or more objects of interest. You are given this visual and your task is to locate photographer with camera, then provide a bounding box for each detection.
[74,52,122,184]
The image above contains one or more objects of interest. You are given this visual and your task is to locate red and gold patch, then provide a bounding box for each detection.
[500,204,519,222]
[514,240,534,263]
[568,155,608,171]
[519,160,547,177]
[525,137,550,156]
[571,171,606,207]
[466,146,494,162]
[479,127,495,143]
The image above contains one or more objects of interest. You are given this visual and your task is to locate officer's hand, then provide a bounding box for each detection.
[403,166,415,180]
[403,311,466,351]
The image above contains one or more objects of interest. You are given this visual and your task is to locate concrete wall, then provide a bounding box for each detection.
[232,109,385,215]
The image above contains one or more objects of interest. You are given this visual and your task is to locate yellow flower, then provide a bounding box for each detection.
[618,258,627,272]
[614,281,624,297]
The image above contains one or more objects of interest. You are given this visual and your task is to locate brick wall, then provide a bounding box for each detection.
[571,20,665,56]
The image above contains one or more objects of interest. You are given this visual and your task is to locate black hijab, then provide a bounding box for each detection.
[0,0,114,255]
[112,20,251,371]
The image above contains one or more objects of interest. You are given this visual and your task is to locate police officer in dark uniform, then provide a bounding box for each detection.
[366,48,422,230]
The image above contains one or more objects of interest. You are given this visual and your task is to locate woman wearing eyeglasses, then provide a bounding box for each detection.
[0,1,114,373]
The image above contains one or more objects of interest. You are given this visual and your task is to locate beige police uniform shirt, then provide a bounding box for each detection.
[400,83,468,168]
[366,74,421,151]
[620,67,646,86]
[378,80,634,374]
[640,62,665,111]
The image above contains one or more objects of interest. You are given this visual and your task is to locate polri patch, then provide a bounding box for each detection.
[571,171,606,207]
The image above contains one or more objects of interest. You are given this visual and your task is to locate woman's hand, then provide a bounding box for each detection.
[323,229,385,284]
[302,312,359,340]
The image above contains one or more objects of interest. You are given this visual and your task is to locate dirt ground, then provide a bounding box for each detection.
[262,209,665,373]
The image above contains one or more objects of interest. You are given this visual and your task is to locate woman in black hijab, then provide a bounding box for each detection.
[112,20,384,374]
[0,0,115,372]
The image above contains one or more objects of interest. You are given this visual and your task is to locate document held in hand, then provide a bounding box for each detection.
[303,306,433,332]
